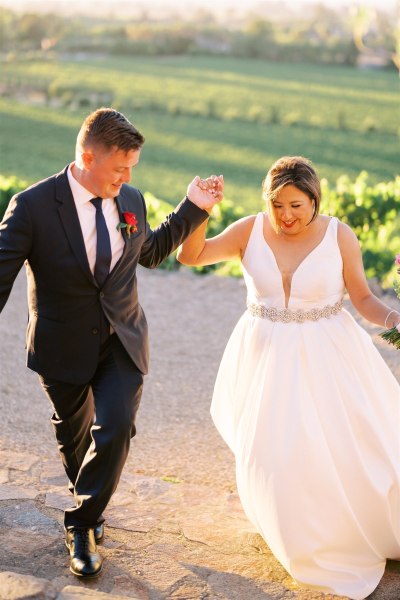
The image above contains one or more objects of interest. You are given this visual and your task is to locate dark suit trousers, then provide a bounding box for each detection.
[39,334,143,529]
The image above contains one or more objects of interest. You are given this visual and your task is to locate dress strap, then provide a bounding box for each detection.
[242,212,264,264]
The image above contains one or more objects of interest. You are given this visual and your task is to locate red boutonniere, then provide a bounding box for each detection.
[117,212,138,238]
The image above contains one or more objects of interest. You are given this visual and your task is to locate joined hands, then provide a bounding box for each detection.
[187,174,224,213]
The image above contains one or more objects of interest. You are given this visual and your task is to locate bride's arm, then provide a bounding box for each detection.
[338,221,400,328]
[177,215,256,267]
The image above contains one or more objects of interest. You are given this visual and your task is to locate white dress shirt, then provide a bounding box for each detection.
[67,164,125,275]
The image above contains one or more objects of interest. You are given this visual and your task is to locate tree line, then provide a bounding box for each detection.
[0,5,396,68]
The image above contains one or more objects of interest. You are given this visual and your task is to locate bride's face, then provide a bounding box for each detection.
[272,185,315,235]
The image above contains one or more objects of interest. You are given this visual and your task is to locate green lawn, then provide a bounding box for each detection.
[0,55,398,211]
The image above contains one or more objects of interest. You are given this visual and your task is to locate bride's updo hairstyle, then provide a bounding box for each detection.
[263,156,321,232]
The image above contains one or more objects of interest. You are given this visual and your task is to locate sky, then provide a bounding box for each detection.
[1,0,398,13]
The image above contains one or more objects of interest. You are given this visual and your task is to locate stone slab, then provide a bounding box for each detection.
[128,552,194,592]
[205,569,283,600]
[40,461,68,487]
[0,502,60,553]
[0,450,40,472]
[180,505,257,549]
[104,503,159,533]
[109,576,151,600]
[0,469,9,484]
[108,489,138,507]
[0,484,38,500]
[45,491,73,512]
[0,502,59,533]
[0,528,60,554]
[119,473,171,500]
[56,585,141,600]
[0,571,54,600]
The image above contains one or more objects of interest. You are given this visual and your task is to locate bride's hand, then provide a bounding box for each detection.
[186,174,224,213]
[197,175,224,200]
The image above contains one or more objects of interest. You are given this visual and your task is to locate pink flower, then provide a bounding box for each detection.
[395,254,400,266]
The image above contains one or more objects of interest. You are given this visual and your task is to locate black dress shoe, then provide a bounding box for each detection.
[94,522,104,543]
[65,527,103,578]
[64,522,104,543]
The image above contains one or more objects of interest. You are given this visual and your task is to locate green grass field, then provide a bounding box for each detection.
[0,55,398,211]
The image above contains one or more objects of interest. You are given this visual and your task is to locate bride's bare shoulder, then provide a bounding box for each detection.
[236,213,257,229]
[234,214,258,238]
[224,213,257,234]
[229,214,258,257]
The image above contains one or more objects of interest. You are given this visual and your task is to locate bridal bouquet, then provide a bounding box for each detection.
[379,254,400,350]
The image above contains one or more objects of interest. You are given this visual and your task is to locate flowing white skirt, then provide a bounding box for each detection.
[211,308,400,599]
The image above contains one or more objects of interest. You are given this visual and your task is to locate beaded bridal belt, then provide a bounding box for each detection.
[247,299,343,323]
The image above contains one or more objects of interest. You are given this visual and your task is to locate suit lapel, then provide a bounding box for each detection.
[55,168,97,286]
[110,188,145,280]
[114,193,130,245]
[107,192,130,279]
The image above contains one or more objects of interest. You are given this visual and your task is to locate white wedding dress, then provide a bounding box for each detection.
[211,213,400,599]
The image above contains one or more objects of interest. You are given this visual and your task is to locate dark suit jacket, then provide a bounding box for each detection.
[0,165,208,383]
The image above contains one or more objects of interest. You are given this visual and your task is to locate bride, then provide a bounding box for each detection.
[177,156,400,600]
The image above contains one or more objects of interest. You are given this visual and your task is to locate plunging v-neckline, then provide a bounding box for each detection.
[262,215,333,308]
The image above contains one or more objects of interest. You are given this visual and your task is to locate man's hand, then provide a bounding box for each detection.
[186,175,224,213]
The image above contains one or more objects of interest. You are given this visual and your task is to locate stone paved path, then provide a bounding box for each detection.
[0,268,399,600]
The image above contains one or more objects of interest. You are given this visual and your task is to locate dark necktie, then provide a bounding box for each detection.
[90,197,112,287]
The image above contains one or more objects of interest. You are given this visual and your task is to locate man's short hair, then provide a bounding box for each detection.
[77,108,145,154]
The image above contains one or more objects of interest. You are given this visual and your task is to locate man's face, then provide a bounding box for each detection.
[83,146,141,199]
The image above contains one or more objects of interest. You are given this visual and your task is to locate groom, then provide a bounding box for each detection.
[0,108,222,578]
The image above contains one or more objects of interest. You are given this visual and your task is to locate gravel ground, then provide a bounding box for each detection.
[0,266,398,491]
[0,266,399,600]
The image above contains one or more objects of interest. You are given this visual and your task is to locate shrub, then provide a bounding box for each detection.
[362,117,378,133]
[0,175,27,221]
[248,105,267,123]
[321,172,400,285]
[147,173,399,284]
[269,105,280,124]
[222,107,240,121]
[1,174,397,284]
[283,111,301,127]
[144,192,245,276]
